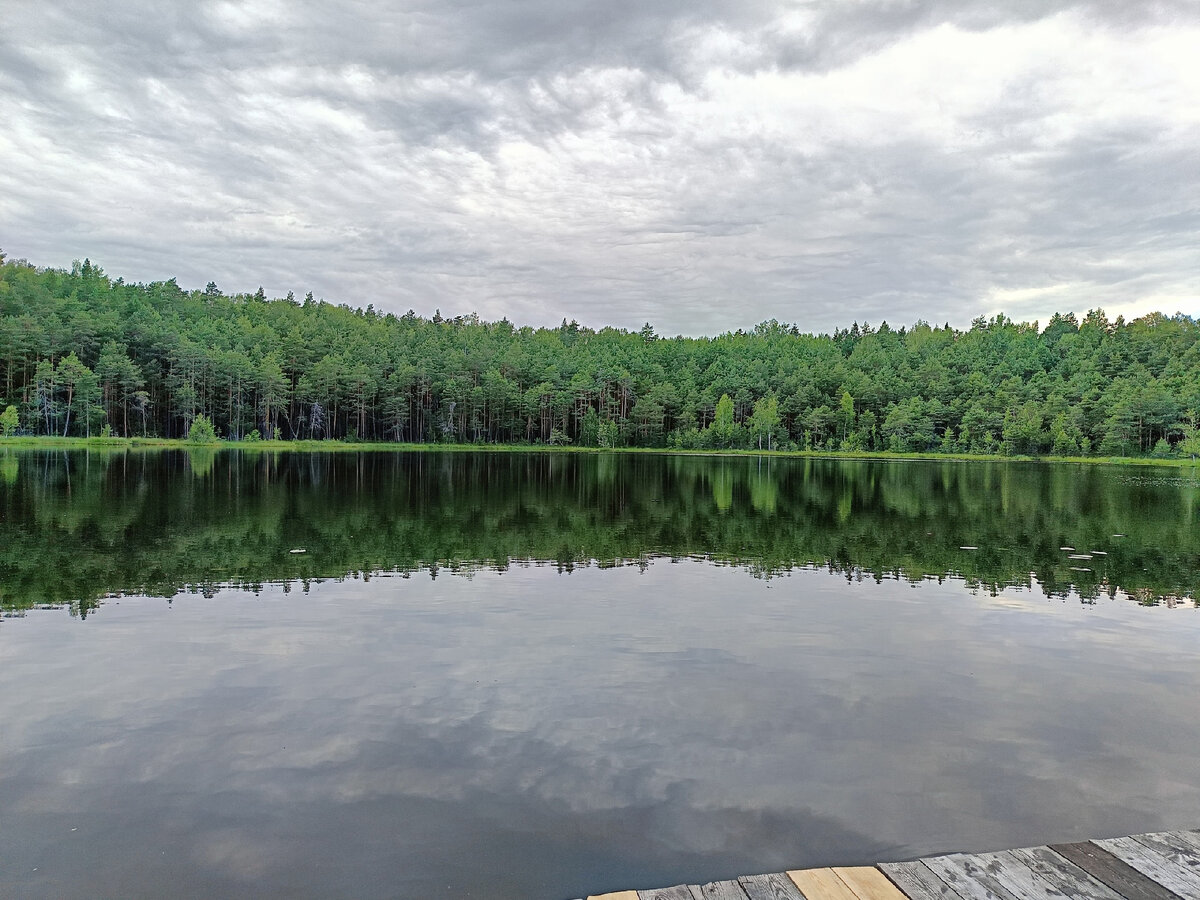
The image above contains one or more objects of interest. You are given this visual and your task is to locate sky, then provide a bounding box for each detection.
[2,1,1199,337]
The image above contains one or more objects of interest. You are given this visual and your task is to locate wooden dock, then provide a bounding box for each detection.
[582,829,1200,900]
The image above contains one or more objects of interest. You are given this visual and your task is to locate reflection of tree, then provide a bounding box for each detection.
[186,447,218,477]
[0,452,16,485]
[1,450,1198,614]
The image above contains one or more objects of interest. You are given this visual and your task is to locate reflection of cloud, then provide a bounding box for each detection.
[4,564,1200,897]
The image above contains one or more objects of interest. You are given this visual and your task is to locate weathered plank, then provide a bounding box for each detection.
[1095,835,1200,898]
[1161,830,1200,854]
[920,853,1026,900]
[945,851,1052,900]
[878,860,967,900]
[787,867,861,900]
[1131,831,1200,873]
[589,892,639,900]
[739,872,807,900]
[832,866,909,900]
[639,886,697,900]
[1002,848,1123,900]
[692,880,751,900]
[1049,841,1181,900]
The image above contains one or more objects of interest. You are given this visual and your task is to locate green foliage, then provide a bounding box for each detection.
[597,420,619,448]
[1,255,1199,458]
[187,414,218,444]
[0,404,18,436]
[1180,428,1200,460]
[749,393,781,450]
[580,408,599,447]
[243,429,262,443]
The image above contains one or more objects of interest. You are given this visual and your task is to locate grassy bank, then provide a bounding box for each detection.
[1,435,1198,468]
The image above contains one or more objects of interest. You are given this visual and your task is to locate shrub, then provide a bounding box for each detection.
[0,404,18,437]
[187,414,218,443]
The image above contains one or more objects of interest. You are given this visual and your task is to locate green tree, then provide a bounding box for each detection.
[187,413,218,443]
[580,407,600,447]
[749,393,780,451]
[706,393,741,448]
[1179,427,1200,460]
[0,404,18,436]
[837,390,855,444]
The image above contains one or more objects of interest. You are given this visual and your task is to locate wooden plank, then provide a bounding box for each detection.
[832,866,909,900]
[739,872,807,900]
[787,868,861,900]
[919,853,1026,900]
[1002,848,1124,900]
[1132,831,1200,872]
[942,852,1047,900]
[639,886,696,900]
[589,892,639,900]
[1096,835,1200,898]
[692,880,751,900]
[1049,842,1181,900]
[878,860,967,900]
[1160,830,1200,854]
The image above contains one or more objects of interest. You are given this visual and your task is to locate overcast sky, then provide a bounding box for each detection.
[3,1,1199,336]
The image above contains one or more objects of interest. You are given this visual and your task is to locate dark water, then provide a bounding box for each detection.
[2,450,1200,899]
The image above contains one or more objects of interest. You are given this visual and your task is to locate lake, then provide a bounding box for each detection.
[2,449,1199,899]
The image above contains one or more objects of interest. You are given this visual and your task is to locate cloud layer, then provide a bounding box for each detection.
[3,1,1199,334]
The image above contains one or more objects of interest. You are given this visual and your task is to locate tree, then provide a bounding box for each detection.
[1179,427,1200,460]
[580,407,600,447]
[749,393,780,451]
[187,413,218,443]
[0,404,17,436]
[706,393,740,448]
[837,390,855,444]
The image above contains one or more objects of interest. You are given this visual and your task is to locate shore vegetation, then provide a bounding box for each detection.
[2,251,1198,460]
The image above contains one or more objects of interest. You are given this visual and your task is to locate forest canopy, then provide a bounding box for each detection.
[1,252,1198,456]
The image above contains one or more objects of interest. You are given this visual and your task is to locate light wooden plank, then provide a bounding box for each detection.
[739,872,807,900]
[1002,848,1124,900]
[1049,842,1180,900]
[1096,835,1200,898]
[832,866,908,900]
[878,860,967,900]
[639,886,696,900]
[692,880,751,899]
[1132,830,1200,872]
[943,851,1048,900]
[589,892,639,900]
[1160,830,1200,854]
[787,868,861,900]
[920,853,1026,900]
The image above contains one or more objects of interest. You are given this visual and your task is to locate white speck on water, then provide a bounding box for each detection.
[1091,550,1107,555]
[1071,567,1092,572]
[289,549,306,554]
[1069,554,1093,560]
[960,546,978,550]
[1060,546,1075,551]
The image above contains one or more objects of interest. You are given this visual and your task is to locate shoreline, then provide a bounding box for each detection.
[2,435,1197,468]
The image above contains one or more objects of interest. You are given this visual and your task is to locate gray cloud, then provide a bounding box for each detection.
[2,0,1198,334]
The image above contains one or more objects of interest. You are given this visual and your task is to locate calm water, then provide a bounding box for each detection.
[2,450,1200,899]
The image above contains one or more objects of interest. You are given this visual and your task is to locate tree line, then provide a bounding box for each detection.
[2,251,1199,456]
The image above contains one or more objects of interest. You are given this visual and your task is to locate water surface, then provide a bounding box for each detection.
[2,450,1199,899]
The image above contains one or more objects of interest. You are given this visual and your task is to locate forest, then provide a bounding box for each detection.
[2,251,1199,456]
